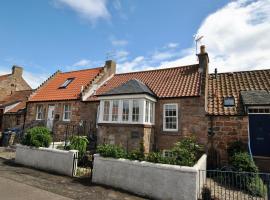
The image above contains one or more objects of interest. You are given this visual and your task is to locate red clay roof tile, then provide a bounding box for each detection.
[29,67,102,102]
[208,69,270,115]
[88,64,201,100]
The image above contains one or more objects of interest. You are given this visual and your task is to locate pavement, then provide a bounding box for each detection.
[0,176,72,200]
[0,149,147,200]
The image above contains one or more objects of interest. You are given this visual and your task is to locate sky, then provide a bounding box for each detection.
[0,0,270,88]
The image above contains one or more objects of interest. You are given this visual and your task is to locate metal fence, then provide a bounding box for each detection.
[198,170,270,200]
[72,151,94,178]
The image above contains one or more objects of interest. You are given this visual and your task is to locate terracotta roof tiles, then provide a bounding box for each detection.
[208,69,270,115]
[89,64,201,100]
[29,67,102,102]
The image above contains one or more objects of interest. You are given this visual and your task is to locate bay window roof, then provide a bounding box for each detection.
[98,79,156,97]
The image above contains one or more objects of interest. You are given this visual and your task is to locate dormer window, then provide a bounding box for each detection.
[59,78,74,89]
[224,97,235,107]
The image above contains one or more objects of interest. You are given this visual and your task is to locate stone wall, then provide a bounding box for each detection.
[0,66,31,102]
[97,124,154,153]
[155,97,208,151]
[208,115,248,164]
[25,101,98,140]
[2,113,25,130]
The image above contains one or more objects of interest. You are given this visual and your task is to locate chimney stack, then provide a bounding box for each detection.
[12,65,23,77]
[197,45,209,73]
[104,60,116,76]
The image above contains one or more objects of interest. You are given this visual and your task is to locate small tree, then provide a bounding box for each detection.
[68,136,89,160]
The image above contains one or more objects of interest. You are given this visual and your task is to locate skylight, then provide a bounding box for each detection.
[224,97,235,107]
[59,78,74,89]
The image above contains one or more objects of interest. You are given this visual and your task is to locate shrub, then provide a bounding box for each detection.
[97,144,126,159]
[68,136,89,160]
[22,126,52,148]
[246,175,267,197]
[126,142,145,161]
[227,141,247,159]
[230,152,258,173]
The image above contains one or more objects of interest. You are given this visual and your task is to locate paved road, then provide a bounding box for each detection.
[0,176,72,200]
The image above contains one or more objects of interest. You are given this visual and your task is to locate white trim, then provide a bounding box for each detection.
[163,103,178,132]
[62,104,71,122]
[36,104,44,120]
[4,102,21,113]
[98,94,157,102]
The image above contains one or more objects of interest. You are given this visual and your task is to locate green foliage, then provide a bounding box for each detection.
[68,136,89,159]
[246,175,267,197]
[230,152,258,173]
[126,142,145,161]
[227,140,247,159]
[97,144,126,159]
[22,126,52,148]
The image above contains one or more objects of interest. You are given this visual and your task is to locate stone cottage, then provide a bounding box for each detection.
[87,46,209,153]
[0,90,33,131]
[25,60,116,140]
[0,65,31,102]
[207,69,270,170]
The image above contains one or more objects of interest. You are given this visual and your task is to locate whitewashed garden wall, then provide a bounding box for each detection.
[15,144,78,177]
[93,154,207,200]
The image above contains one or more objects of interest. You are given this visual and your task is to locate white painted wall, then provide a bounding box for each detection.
[92,154,207,200]
[15,144,78,177]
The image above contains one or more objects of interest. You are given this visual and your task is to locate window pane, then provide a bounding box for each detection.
[132,100,139,122]
[103,101,110,121]
[37,105,43,120]
[112,100,119,121]
[164,104,177,130]
[63,104,71,120]
[145,101,149,122]
[150,102,154,123]
[122,100,129,121]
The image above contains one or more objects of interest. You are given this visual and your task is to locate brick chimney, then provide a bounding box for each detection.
[104,60,116,77]
[197,45,209,110]
[12,65,23,77]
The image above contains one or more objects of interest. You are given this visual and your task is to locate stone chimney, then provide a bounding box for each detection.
[197,45,209,109]
[12,65,23,77]
[104,60,116,77]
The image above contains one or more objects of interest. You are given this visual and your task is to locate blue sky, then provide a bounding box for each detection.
[0,0,270,88]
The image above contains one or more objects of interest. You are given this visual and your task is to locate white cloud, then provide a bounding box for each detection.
[54,0,110,23]
[111,39,128,46]
[72,59,91,67]
[152,51,176,61]
[117,56,145,73]
[166,42,179,49]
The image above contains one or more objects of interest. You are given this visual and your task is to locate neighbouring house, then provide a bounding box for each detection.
[87,46,209,153]
[0,65,31,102]
[25,60,116,140]
[0,90,33,131]
[207,69,270,169]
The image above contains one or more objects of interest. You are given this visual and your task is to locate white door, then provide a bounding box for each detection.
[47,105,55,130]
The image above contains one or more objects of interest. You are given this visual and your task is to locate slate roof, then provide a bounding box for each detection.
[241,90,270,106]
[208,69,270,115]
[29,67,102,102]
[0,90,33,113]
[99,79,155,97]
[88,64,201,100]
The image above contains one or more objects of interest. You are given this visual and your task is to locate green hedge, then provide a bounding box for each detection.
[22,126,52,148]
[97,137,203,167]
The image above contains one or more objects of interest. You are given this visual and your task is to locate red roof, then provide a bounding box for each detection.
[29,68,102,102]
[208,69,270,115]
[88,64,201,100]
[0,90,33,113]
[0,74,10,81]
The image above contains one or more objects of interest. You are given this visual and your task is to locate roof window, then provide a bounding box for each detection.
[224,97,235,107]
[59,78,74,89]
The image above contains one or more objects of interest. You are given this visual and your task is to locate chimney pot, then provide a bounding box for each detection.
[200,45,206,54]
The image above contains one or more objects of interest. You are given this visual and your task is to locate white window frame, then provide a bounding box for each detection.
[103,100,110,121]
[132,99,140,122]
[63,104,72,121]
[163,103,178,132]
[98,94,156,125]
[112,100,119,122]
[36,105,44,120]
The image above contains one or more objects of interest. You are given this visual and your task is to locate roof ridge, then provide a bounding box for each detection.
[61,66,103,74]
[210,68,270,75]
[115,64,199,76]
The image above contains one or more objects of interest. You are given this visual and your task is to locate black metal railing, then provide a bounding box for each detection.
[198,170,270,200]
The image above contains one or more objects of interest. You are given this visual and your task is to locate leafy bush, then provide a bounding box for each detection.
[69,136,88,155]
[126,142,145,161]
[22,126,52,148]
[227,141,247,159]
[230,152,258,173]
[246,175,267,197]
[97,144,126,159]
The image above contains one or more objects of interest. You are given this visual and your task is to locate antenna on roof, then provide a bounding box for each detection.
[106,50,116,60]
[194,35,204,54]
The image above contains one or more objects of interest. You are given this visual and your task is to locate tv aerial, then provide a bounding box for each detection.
[194,35,204,54]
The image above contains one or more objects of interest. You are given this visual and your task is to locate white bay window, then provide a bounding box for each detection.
[98,95,156,125]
